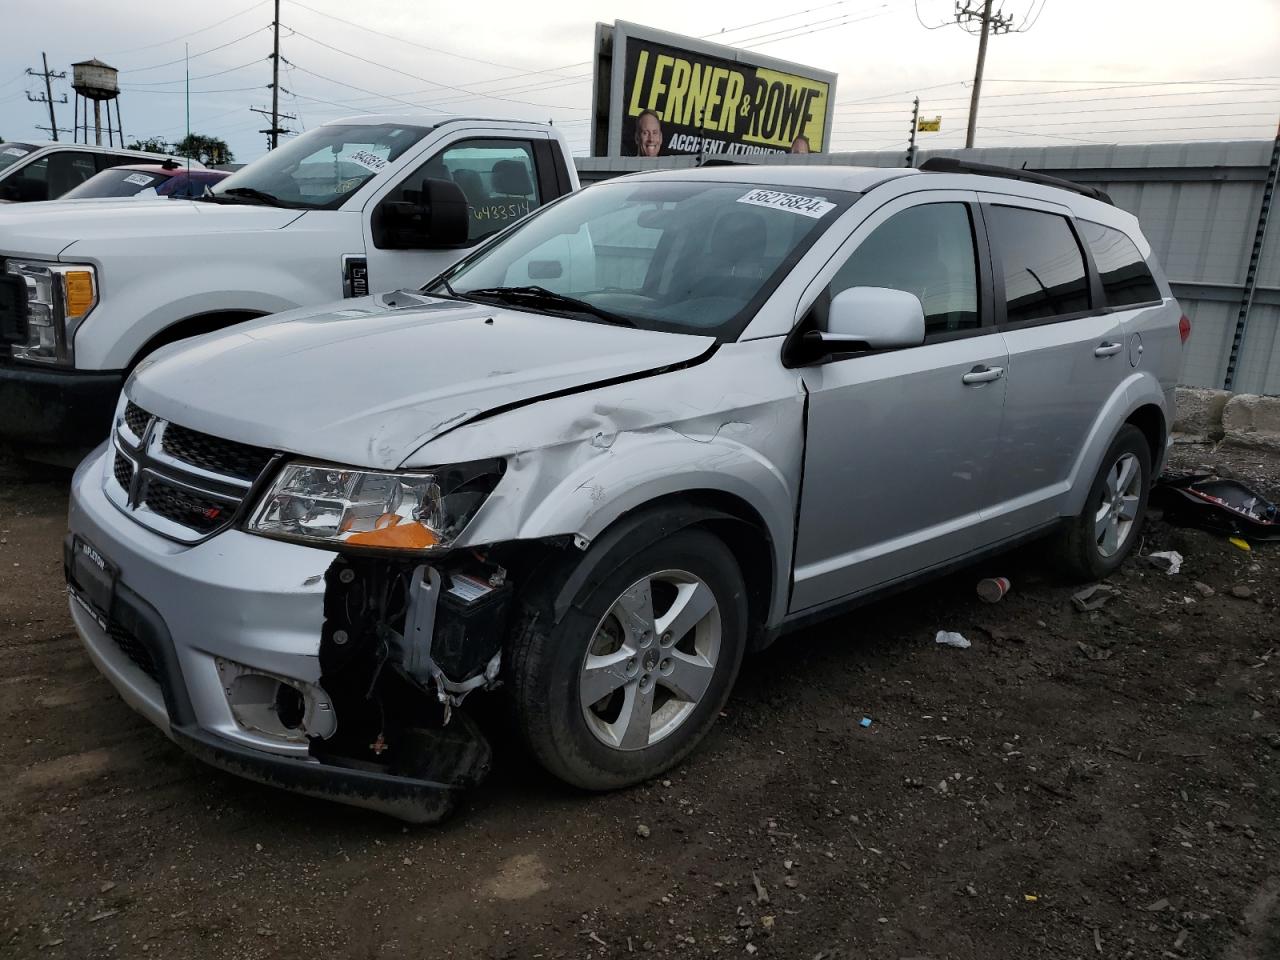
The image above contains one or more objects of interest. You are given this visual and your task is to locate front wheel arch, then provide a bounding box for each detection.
[127,310,267,371]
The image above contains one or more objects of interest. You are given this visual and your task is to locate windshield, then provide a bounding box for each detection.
[62,167,168,199]
[209,123,431,209]
[0,143,38,173]
[433,179,856,340]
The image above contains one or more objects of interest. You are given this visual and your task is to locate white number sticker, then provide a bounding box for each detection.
[123,172,156,187]
[348,149,388,172]
[2,147,29,158]
[736,188,835,219]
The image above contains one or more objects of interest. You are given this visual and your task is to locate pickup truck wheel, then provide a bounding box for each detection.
[509,528,747,791]
[1057,424,1151,581]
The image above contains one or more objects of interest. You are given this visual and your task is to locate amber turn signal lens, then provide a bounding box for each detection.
[345,523,438,549]
[63,271,96,318]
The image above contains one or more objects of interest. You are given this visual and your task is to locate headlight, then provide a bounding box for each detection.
[247,459,504,551]
[4,259,98,365]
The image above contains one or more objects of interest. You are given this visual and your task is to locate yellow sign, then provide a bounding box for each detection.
[917,116,942,132]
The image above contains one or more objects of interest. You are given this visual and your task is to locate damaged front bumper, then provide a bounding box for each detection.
[65,450,498,823]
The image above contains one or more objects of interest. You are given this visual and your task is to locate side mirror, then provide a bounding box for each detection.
[821,286,925,350]
[372,177,470,250]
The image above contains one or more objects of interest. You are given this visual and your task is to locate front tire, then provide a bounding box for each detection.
[1058,424,1151,581]
[509,527,748,790]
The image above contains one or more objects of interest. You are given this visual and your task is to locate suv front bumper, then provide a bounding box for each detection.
[0,360,123,448]
[66,448,487,822]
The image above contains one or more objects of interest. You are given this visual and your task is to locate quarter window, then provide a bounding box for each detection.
[1078,220,1161,307]
[390,139,542,243]
[827,203,980,335]
[986,205,1090,324]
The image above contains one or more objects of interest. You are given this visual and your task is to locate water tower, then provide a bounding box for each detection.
[72,59,123,147]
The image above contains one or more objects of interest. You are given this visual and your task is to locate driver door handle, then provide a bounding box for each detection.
[1094,341,1124,357]
[962,365,1005,385]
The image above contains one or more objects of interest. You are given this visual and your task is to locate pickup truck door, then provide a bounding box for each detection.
[790,191,1010,611]
[360,131,560,296]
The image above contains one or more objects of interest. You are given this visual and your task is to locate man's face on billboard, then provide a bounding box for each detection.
[636,113,662,156]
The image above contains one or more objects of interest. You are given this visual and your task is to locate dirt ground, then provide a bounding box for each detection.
[1,443,1277,960]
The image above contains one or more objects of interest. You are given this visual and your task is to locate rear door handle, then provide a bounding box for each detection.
[962,365,1005,385]
[1094,341,1124,357]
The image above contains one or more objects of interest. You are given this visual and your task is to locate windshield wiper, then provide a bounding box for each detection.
[217,186,291,207]
[461,286,635,327]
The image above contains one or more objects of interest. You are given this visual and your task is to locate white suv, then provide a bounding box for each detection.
[0,140,185,203]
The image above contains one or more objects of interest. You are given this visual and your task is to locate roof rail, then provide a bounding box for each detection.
[918,156,1114,206]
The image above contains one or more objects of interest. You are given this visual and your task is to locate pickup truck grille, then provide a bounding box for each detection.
[105,403,277,543]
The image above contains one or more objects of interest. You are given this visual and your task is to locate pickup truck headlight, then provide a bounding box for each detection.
[4,259,98,365]
[247,459,504,551]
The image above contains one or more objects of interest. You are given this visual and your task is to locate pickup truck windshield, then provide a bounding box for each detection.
[208,123,430,209]
[435,180,856,340]
[0,143,38,173]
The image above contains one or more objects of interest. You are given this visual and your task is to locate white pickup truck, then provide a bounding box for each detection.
[0,116,579,455]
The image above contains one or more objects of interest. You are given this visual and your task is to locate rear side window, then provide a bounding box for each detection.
[986,205,1089,324]
[1078,220,1161,307]
[828,203,980,335]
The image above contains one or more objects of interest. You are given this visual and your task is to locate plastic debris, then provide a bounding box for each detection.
[1072,583,1119,612]
[860,716,873,728]
[1146,550,1183,574]
[1229,537,1252,551]
[934,630,971,649]
[1024,894,1039,903]
[977,576,1011,602]
[1153,475,1279,540]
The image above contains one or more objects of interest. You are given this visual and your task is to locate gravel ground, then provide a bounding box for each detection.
[1,442,1277,959]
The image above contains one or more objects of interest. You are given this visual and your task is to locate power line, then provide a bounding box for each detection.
[103,0,270,56]
[121,58,266,87]
[26,53,68,142]
[283,26,589,112]
[120,25,270,73]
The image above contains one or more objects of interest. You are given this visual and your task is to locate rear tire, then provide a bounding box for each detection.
[508,527,747,790]
[1057,424,1151,581]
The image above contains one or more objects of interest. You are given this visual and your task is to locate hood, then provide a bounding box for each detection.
[0,199,304,259]
[129,293,716,470]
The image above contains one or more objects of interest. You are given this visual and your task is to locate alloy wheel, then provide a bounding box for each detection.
[1094,451,1142,558]
[578,569,722,751]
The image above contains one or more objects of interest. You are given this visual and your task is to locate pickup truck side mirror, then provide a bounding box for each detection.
[372,177,470,250]
[783,286,926,367]
[0,177,49,203]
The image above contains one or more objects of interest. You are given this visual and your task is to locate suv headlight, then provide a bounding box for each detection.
[4,259,98,365]
[247,459,504,551]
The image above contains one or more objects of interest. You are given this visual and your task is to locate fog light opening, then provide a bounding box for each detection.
[274,682,306,730]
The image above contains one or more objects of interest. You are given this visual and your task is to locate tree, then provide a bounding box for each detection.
[173,134,233,165]
[126,136,172,154]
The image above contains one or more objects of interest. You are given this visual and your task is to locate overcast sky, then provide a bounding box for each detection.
[1,0,1276,162]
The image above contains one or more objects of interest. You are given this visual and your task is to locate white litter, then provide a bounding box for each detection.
[934,630,971,649]
[1147,550,1183,575]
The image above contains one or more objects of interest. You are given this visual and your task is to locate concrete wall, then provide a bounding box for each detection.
[575,140,1280,395]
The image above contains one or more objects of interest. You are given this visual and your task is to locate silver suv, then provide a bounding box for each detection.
[64,160,1185,821]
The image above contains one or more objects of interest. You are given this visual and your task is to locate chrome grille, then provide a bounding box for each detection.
[105,402,277,543]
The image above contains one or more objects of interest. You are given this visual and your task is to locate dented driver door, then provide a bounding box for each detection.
[790,192,1010,611]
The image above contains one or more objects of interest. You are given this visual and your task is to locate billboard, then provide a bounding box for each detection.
[591,21,836,158]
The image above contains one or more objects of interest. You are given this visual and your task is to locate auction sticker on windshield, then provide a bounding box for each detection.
[348,150,388,172]
[737,189,834,219]
[123,173,156,187]
[2,147,29,158]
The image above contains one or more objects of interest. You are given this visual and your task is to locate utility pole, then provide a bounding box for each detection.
[270,0,281,149]
[955,0,1015,148]
[906,97,920,167]
[26,53,68,142]
[250,106,296,151]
